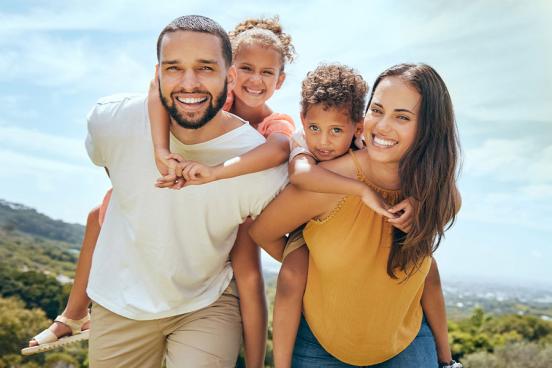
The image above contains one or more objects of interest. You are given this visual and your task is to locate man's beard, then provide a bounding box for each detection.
[159,81,228,130]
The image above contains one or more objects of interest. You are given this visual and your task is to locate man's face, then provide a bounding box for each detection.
[157,31,231,129]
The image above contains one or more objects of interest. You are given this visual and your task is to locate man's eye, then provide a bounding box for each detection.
[199,66,213,71]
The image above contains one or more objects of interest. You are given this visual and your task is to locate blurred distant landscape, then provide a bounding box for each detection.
[1,198,551,367]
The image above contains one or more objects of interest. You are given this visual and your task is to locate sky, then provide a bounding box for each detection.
[1,0,551,285]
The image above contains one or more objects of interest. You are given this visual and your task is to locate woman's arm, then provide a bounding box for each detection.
[250,183,336,261]
[421,258,453,363]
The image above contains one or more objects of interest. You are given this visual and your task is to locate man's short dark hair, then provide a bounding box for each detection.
[156,15,232,67]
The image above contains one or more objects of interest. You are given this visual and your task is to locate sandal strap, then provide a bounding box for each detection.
[33,328,58,345]
[54,312,90,335]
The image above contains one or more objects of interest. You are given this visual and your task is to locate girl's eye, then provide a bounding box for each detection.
[240,66,252,71]
[262,70,274,76]
[331,127,343,134]
[308,125,320,132]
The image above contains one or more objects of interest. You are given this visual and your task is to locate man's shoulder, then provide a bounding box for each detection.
[88,93,147,127]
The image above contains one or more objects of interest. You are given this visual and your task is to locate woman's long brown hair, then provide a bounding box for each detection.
[367,64,461,279]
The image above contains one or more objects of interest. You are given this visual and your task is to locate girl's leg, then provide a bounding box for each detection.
[29,205,101,346]
[273,245,309,368]
[230,218,267,368]
[421,258,453,363]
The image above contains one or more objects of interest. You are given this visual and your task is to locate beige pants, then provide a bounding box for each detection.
[89,284,242,368]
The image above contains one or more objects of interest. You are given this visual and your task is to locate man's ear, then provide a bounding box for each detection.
[276,71,286,90]
[227,65,237,92]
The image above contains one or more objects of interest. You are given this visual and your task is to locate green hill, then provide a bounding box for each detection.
[0,199,84,278]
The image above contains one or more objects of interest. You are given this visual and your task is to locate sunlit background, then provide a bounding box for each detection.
[1,0,551,284]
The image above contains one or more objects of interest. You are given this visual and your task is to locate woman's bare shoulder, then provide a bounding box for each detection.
[318,150,364,179]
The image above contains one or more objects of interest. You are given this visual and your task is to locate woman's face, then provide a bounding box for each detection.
[364,76,420,165]
[232,44,285,108]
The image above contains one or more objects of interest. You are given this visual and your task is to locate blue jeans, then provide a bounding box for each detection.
[292,315,438,368]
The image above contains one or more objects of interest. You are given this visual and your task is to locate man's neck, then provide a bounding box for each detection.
[169,110,242,145]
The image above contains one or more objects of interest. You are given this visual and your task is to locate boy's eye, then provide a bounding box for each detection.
[240,66,252,71]
[331,127,343,134]
[308,125,320,132]
[262,70,274,76]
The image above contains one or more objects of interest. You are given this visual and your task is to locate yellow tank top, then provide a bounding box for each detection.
[302,151,431,365]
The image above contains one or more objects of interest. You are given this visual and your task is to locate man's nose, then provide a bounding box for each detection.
[180,70,201,90]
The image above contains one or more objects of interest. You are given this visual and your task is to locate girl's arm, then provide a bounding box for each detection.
[422,258,453,363]
[148,79,177,178]
[177,133,290,186]
[289,154,394,219]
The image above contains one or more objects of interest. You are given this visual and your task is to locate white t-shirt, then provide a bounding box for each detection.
[85,94,288,320]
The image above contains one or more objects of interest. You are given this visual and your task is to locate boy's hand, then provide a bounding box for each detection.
[360,187,394,220]
[387,197,416,233]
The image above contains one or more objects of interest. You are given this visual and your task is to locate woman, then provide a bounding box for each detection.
[251,63,461,367]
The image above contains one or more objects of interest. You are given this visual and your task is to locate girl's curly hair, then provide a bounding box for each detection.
[228,16,296,71]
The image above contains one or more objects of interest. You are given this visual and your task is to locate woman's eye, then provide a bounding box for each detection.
[371,107,382,114]
[397,115,410,121]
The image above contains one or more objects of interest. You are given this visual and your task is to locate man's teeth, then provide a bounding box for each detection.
[373,136,397,147]
[176,97,207,104]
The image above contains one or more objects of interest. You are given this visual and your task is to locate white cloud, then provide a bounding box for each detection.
[465,138,552,185]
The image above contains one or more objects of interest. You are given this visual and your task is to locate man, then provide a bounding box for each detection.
[85,15,287,367]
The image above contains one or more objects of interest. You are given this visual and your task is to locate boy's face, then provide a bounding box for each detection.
[301,104,363,161]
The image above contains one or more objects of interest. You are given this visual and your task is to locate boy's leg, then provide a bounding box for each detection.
[163,283,242,368]
[273,245,309,368]
[230,218,267,367]
[88,303,165,368]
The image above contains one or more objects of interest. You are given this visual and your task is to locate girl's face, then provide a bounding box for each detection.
[232,44,285,108]
[364,77,420,165]
[302,104,363,161]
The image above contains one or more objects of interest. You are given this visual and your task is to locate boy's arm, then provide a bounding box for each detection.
[289,155,393,219]
[422,258,453,364]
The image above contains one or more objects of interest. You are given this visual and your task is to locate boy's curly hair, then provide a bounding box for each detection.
[301,63,368,122]
[228,16,296,71]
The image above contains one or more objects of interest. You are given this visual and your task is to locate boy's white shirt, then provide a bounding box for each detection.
[85,94,288,320]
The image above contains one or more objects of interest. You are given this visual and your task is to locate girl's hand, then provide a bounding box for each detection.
[180,161,217,186]
[387,197,416,233]
[361,187,394,220]
[155,153,186,189]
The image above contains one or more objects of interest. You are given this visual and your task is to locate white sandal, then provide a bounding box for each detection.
[21,313,90,355]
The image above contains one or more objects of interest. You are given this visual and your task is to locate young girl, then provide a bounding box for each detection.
[251,63,459,368]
